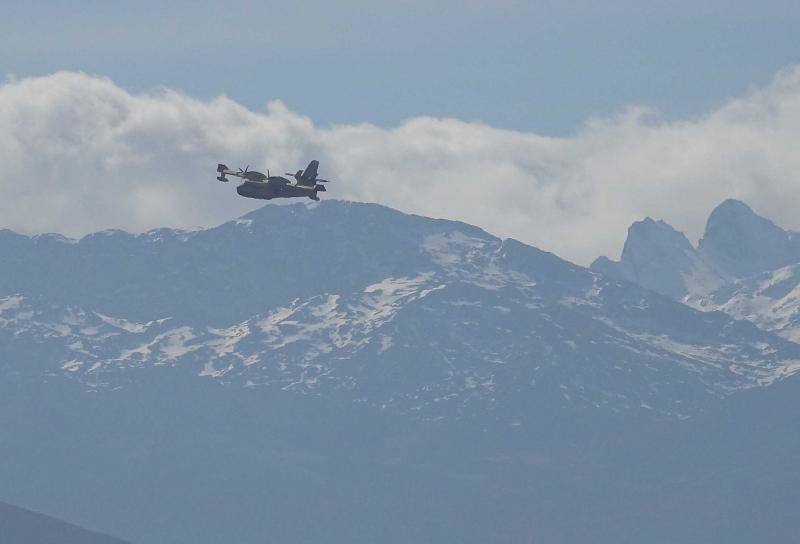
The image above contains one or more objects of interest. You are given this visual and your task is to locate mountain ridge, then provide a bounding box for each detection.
[3,200,800,421]
[592,198,800,341]
[4,199,800,543]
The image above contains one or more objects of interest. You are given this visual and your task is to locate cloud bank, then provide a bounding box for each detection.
[2,69,800,264]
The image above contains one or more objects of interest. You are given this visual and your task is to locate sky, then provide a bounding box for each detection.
[1,1,799,264]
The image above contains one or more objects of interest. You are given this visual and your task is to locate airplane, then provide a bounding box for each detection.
[216,160,331,201]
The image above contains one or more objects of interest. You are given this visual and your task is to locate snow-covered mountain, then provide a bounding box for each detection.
[4,200,800,544]
[593,199,800,340]
[3,201,800,420]
[685,264,800,342]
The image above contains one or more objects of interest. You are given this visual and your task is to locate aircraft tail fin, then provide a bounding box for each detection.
[217,163,229,173]
[300,160,320,185]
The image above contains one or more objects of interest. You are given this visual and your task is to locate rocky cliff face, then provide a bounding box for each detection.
[592,199,800,340]
[698,199,800,278]
[592,217,723,299]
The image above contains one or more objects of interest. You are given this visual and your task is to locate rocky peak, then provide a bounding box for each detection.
[591,218,701,299]
[698,199,800,277]
[621,218,694,261]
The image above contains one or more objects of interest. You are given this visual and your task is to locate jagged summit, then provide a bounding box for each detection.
[699,199,800,277]
[592,199,800,299]
[615,217,684,253]
[620,218,695,264]
[591,216,719,299]
[704,198,757,224]
[593,199,800,340]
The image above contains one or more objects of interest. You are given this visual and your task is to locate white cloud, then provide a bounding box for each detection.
[2,69,800,265]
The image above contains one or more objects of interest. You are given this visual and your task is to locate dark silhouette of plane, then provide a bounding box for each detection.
[216,160,331,201]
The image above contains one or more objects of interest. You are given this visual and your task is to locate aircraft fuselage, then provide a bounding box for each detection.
[236,180,320,200]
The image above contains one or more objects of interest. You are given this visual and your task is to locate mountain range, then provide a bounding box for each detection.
[593,198,800,341]
[2,199,799,543]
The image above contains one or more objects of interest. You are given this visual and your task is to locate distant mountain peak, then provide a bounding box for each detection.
[591,216,705,299]
[699,199,798,278]
[594,199,800,298]
[709,197,754,214]
[622,217,694,258]
[702,198,772,240]
[593,199,800,339]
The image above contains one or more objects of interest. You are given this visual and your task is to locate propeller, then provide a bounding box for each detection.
[315,179,332,183]
[238,165,249,175]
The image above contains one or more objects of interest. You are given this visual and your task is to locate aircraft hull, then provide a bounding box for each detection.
[236,181,318,200]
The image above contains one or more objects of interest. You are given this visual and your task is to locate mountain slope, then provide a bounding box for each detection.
[3,365,800,544]
[0,501,129,544]
[686,263,800,342]
[3,200,800,543]
[3,201,800,420]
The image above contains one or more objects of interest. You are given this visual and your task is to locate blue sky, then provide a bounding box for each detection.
[3,1,798,134]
